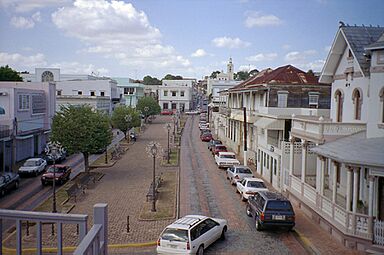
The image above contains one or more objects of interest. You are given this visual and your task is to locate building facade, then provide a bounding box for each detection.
[158,80,195,112]
[206,58,235,97]
[0,82,56,172]
[114,78,144,108]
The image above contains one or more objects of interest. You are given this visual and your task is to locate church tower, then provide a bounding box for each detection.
[227,57,234,80]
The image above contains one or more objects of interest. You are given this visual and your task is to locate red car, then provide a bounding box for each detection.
[161,109,174,115]
[41,165,72,185]
[212,145,227,156]
[200,133,213,142]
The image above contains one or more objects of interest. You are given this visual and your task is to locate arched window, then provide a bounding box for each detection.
[41,71,54,82]
[380,87,384,123]
[334,89,343,122]
[352,88,362,120]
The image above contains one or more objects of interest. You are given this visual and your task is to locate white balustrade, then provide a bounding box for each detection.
[321,196,333,217]
[334,204,347,228]
[291,176,302,195]
[303,183,317,205]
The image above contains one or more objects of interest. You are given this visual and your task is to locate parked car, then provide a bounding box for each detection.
[236,177,268,201]
[226,165,254,185]
[41,164,72,185]
[215,151,240,168]
[200,132,213,142]
[208,139,222,151]
[157,215,227,254]
[18,158,47,176]
[43,151,67,165]
[246,191,295,231]
[0,172,20,196]
[212,144,227,156]
[161,109,173,115]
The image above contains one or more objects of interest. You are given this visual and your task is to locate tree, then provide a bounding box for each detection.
[143,75,161,85]
[249,69,259,77]
[163,74,183,80]
[0,65,22,81]
[210,71,221,79]
[307,69,314,76]
[110,105,141,140]
[51,105,112,173]
[136,97,161,122]
[235,71,250,81]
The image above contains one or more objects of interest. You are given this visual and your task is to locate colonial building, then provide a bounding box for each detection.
[213,65,331,192]
[158,79,195,112]
[206,58,235,97]
[284,24,384,251]
[0,82,56,172]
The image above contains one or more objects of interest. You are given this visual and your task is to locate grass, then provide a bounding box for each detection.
[139,171,176,221]
[91,140,129,167]
[161,148,179,166]
[34,182,73,213]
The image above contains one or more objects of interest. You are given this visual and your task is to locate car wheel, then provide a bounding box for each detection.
[236,188,239,193]
[197,245,204,255]
[246,205,252,217]
[220,226,227,240]
[255,218,263,231]
[241,194,247,202]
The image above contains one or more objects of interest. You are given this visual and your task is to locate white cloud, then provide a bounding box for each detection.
[246,53,277,62]
[9,11,42,29]
[245,11,282,28]
[238,64,258,72]
[324,45,331,52]
[0,52,47,70]
[284,50,317,62]
[51,0,190,74]
[191,49,207,58]
[50,61,109,75]
[212,36,250,49]
[1,0,70,13]
[284,50,324,71]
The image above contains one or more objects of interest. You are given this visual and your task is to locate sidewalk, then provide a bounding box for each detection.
[246,163,363,255]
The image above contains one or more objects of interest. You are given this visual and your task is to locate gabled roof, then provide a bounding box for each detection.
[320,24,384,83]
[229,65,325,92]
[365,33,384,50]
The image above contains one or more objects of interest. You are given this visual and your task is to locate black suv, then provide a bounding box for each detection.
[246,191,295,231]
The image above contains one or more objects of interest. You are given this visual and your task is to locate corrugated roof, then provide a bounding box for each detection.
[310,131,384,168]
[229,65,325,92]
[341,25,384,75]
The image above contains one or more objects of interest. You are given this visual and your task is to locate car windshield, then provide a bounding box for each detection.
[214,141,222,144]
[216,146,226,150]
[247,181,266,188]
[266,201,293,211]
[161,228,188,242]
[47,167,65,173]
[24,161,38,167]
[221,155,235,159]
[237,168,252,174]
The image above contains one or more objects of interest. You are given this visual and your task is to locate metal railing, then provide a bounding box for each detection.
[0,203,107,255]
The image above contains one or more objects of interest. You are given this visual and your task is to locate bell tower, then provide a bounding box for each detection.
[227,57,234,80]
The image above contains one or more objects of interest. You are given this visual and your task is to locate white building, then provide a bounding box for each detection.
[158,80,195,112]
[206,58,235,97]
[285,24,384,251]
[211,80,240,107]
[114,78,144,108]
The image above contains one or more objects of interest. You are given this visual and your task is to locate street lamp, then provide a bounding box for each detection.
[144,106,149,122]
[166,123,171,164]
[146,141,161,212]
[125,114,132,141]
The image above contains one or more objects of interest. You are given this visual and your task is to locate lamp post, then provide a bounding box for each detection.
[150,143,158,212]
[144,106,149,123]
[166,123,171,164]
[125,114,132,141]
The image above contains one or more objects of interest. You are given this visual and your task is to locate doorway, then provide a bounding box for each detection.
[379,177,384,220]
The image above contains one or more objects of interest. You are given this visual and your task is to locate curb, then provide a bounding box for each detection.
[292,229,321,255]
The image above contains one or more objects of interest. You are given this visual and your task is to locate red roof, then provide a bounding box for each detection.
[230,65,326,91]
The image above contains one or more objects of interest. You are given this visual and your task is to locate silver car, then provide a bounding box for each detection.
[226,165,254,185]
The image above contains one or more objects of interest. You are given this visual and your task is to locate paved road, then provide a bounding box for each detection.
[179,115,307,254]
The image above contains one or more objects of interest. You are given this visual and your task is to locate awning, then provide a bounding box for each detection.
[254,117,284,130]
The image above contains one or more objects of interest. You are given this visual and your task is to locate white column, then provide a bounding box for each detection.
[332,161,338,203]
[320,157,326,196]
[346,167,352,211]
[289,138,295,176]
[368,176,375,217]
[316,156,322,192]
[352,167,359,213]
[301,140,307,183]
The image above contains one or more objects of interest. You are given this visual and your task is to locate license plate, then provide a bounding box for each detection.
[273,215,284,220]
[168,244,177,248]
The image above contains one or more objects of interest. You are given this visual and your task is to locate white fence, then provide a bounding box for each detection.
[374,220,384,246]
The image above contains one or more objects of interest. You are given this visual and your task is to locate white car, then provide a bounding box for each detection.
[236,177,268,201]
[215,152,240,169]
[157,215,227,254]
[226,165,254,185]
[18,158,47,176]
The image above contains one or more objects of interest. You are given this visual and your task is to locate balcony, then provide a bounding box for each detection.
[219,106,231,117]
[291,116,366,143]
[229,108,258,123]
[0,204,107,255]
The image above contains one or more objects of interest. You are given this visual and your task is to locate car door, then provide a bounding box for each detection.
[237,179,246,193]
[227,166,234,180]
[200,219,220,247]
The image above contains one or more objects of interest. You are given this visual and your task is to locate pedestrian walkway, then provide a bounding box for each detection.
[246,163,363,255]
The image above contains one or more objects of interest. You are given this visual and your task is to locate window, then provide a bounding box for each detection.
[124,88,135,95]
[348,49,354,59]
[378,51,384,64]
[100,91,105,96]
[274,159,277,175]
[277,91,288,108]
[18,94,30,110]
[163,103,168,109]
[41,71,54,82]
[78,91,83,95]
[335,90,343,122]
[180,91,185,97]
[90,91,95,96]
[32,93,46,114]
[164,90,168,96]
[171,91,177,97]
[171,103,177,110]
[352,89,362,120]
[308,92,319,108]
[57,90,62,96]
[336,163,341,184]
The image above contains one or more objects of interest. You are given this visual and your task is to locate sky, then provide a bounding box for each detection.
[0,0,383,80]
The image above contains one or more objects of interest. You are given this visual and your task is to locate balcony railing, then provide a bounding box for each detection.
[0,203,107,255]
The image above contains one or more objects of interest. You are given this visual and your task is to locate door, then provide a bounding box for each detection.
[34,135,39,156]
[379,177,384,220]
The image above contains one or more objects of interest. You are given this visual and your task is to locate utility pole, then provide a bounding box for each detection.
[11,118,17,173]
[243,107,247,166]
